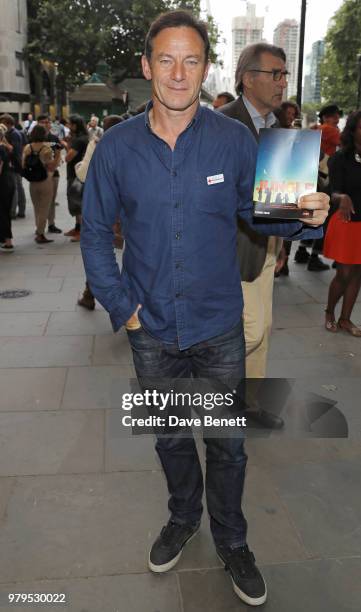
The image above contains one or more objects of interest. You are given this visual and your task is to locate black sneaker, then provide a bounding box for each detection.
[48,225,62,234]
[294,247,310,263]
[148,520,200,573]
[217,544,267,606]
[307,255,330,271]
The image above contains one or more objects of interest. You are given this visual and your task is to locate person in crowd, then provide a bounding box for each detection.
[63,115,89,241]
[0,124,16,251]
[50,116,67,141]
[22,125,59,244]
[81,11,329,607]
[212,91,235,109]
[60,118,70,139]
[274,100,300,128]
[23,112,36,135]
[0,113,26,219]
[76,114,123,310]
[294,104,343,271]
[36,114,63,234]
[87,115,104,141]
[324,110,361,336]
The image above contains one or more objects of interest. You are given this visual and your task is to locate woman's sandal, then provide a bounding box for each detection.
[337,318,361,337]
[325,310,338,333]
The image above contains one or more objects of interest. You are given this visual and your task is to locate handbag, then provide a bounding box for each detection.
[67,176,84,215]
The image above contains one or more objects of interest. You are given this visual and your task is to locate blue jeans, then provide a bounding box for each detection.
[127,321,248,548]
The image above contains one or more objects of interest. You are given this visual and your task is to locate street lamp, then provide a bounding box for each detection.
[296,0,307,110]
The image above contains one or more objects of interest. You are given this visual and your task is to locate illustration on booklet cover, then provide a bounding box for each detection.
[253,128,321,219]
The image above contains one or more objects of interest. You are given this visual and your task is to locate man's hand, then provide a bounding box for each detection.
[338,194,355,222]
[298,192,330,226]
[125,304,142,330]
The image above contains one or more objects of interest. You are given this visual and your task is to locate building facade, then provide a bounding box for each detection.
[232,3,264,77]
[0,0,30,119]
[309,40,325,104]
[273,19,299,99]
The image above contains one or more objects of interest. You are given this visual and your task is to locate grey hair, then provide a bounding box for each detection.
[235,42,286,95]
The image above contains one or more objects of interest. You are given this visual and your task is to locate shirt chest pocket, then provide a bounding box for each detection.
[195,170,235,215]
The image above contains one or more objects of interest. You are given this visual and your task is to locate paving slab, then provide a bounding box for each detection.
[46,311,111,336]
[0,368,66,411]
[269,459,361,557]
[268,327,361,360]
[92,332,134,366]
[0,573,182,612]
[0,410,104,476]
[273,284,314,306]
[0,336,93,367]
[0,292,77,313]
[61,366,136,410]
[0,312,49,336]
[0,264,52,278]
[0,277,63,293]
[48,263,86,278]
[0,472,168,582]
[178,557,361,612]
[267,354,361,378]
[0,254,76,266]
[105,410,161,472]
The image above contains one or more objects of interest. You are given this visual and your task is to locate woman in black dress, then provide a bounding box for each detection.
[0,124,15,250]
[324,111,361,335]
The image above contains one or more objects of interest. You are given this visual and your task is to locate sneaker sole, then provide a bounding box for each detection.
[217,553,267,607]
[148,527,200,573]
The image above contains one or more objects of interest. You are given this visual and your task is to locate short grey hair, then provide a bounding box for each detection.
[235,42,286,95]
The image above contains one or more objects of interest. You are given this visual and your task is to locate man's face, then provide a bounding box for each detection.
[323,113,340,127]
[142,26,209,113]
[244,52,287,113]
[38,118,51,133]
[285,106,297,127]
[213,95,228,109]
[89,117,97,128]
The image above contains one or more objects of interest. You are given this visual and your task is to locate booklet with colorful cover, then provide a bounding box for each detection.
[253,128,321,220]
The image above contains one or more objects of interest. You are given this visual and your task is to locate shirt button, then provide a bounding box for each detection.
[175,262,181,269]
[175,292,181,298]
[174,202,181,208]
[171,170,177,177]
[175,232,181,240]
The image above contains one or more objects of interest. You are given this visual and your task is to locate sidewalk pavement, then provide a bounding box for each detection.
[0,171,360,612]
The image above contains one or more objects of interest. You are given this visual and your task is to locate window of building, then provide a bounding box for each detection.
[15,52,24,77]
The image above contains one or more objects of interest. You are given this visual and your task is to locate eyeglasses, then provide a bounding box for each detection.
[250,69,290,82]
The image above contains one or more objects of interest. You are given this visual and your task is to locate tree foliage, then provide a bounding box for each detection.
[320,0,361,112]
[26,0,220,91]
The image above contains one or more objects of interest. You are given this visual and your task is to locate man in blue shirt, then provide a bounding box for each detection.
[81,10,329,607]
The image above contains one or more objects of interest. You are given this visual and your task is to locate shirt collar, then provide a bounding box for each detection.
[242,95,276,132]
[144,99,203,133]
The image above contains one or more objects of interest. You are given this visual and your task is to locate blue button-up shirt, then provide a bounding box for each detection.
[81,102,321,350]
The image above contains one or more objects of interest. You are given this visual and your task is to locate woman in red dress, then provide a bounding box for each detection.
[324,111,361,335]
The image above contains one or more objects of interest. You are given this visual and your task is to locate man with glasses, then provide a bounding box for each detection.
[220,43,294,422]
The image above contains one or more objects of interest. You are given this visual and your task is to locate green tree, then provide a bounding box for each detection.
[26,0,220,92]
[320,0,361,111]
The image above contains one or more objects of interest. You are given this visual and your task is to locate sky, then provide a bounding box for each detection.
[205,0,344,79]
